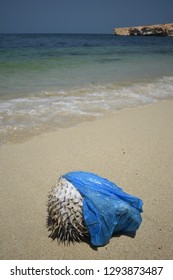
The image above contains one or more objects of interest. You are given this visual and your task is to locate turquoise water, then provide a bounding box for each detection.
[0,34,173,144]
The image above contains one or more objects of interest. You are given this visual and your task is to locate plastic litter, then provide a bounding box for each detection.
[63,171,143,246]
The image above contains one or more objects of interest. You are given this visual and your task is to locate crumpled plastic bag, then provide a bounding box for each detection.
[63,171,143,246]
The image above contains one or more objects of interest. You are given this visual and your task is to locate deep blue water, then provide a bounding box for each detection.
[0,34,173,143]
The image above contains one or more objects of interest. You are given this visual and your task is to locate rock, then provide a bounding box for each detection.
[113,23,173,36]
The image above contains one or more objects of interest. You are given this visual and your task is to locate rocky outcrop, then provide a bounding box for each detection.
[113,23,173,36]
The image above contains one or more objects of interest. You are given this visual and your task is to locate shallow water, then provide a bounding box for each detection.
[0,34,173,144]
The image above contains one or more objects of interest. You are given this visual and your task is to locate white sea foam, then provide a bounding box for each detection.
[0,76,173,144]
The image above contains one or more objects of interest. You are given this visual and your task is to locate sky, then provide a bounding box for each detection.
[0,0,173,34]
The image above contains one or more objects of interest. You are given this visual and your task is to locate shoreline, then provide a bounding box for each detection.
[0,100,173,259]
[1,96,173,147]
[1,74,173,146]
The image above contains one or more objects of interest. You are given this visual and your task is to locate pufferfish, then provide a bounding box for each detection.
[47,171,143,246]
[47,177,88,243]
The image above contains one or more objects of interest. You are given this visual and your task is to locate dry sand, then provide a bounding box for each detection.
[0,100,173,260]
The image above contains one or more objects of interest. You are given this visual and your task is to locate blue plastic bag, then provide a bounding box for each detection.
[63,171,143,246]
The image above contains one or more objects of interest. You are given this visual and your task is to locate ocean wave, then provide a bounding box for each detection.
[0,76,173,144]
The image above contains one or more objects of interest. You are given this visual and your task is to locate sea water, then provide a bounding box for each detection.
[0,34,173,144]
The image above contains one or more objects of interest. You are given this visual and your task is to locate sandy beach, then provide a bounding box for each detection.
[0,100,173,260]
